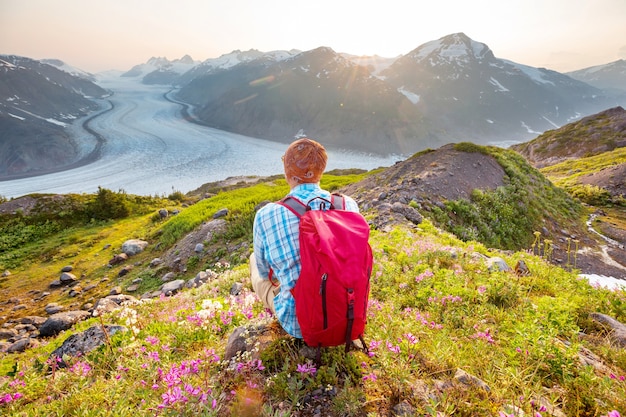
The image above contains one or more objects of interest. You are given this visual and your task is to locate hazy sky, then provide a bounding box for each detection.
[1,0,625,74]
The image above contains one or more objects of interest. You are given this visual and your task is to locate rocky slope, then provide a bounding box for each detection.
[511,106,626,168]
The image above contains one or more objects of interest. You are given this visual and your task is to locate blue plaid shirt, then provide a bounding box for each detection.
[252,183,359,338]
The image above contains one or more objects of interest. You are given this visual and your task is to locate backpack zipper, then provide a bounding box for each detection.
[320,273,328,329]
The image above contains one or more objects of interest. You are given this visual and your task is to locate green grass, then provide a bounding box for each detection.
[0,174,624,416]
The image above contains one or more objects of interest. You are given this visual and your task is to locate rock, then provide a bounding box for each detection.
[391,202,423,225]
[108,253,128,266]
[61,265,73,273]
[514,260,531,276]
[0,328,18,340]
[50,325,126,366]
[158,209,168,219]
[7,338,34,353]
[487,257,512,273]
[230,282,243,296]
[392,401,415,416]
[122,239,148,256]
[194,243,204,253]
[589,312,626,347]
[213,208,229,219]
[109,286,122,296]
[118,266,133,277]
[150,258,163,267]
[45,303,64,315]
[60,272,77,284]
[49,280,63,288]
[454,368,491,392]
[1,270,10,277]
[38,311,91,337]
[224,319,283,362]
[161,279,186,295]
[12,304,27,311]
[161,272,176,282]
[18,316,47,326]
[185,270,217,289]
[126,284,139,292]
[69,288,81,297]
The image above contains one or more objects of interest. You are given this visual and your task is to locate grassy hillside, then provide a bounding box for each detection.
[1,173,625,416]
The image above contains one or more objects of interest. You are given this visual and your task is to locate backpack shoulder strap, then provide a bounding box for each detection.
[277,196,307,218]
[331,193,346,210]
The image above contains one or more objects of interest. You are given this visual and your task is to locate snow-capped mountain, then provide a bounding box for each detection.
[175,49,301,86]
[41,59,98,82]
[121,55,200,84]
[566,59,626,93]
[380,32,622,144]
[168,33,625,153]
[175,46,434,154]
[0,55,108,178]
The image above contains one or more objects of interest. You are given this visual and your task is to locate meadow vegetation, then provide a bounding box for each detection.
[0,166,624,416]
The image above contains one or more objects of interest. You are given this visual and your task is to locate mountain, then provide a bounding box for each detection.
[567,59,626,93]
[380,33,623,146]
[121,55,200,84]
[0,55,108,179]
[171,33,625,155]
[175,46,439,154]
[511,106,626,168]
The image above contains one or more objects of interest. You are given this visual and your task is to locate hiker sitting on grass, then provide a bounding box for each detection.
[249,138,360,339]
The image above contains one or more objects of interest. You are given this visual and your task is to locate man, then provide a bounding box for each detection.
[250,138,360,339]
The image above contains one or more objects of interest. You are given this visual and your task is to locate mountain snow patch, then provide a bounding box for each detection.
[489,77,509,92]
[397,87,420,104]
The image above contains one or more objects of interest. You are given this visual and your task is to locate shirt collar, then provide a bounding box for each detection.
[289,183,321,195]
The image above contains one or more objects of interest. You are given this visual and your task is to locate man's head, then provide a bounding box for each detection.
[283,138,327,185]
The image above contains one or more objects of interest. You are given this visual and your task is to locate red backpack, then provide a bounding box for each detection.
[278,193,373,351]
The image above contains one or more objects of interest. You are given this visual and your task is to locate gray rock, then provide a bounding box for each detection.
[44,303,63,314]
[185,270,217,289]
[39,311,91,337]
[109,286,122,296]
[194,243,204,253]
[60,272,77,284]
[213,208,229,219]
[158,209,168,219]
[391,202,423,225]
[121,239,148,256]
[392,401,415,417]
[454,368,491,392]
[161,279,186,295]
[18,316,47,326]
[150,258,163,268]
[161,272,176,282]
[2,270,11,277]
[590,312,626,347]
[0,328,18,340]
[487,257,512,272]
[61,265,73,273]
[108,253,128,266]
[230,282,243,296]
[7,338,34,353]
[50,325,126,366]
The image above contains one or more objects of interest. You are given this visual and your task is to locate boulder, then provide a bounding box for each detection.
[590,312,626,347]
[44,303,63,314]
[60,272,77,284]
[108,253,128,266]
[121,239,148,256]
[161,279,186,295]
[50,325,126,366]
[38,311,91,337]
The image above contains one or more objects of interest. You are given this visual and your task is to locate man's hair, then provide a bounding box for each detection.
[283,138,327,184]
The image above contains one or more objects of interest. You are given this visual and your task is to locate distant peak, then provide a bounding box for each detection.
[406,32,493,65]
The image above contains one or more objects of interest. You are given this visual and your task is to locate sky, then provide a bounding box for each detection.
[1,0,626,74]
